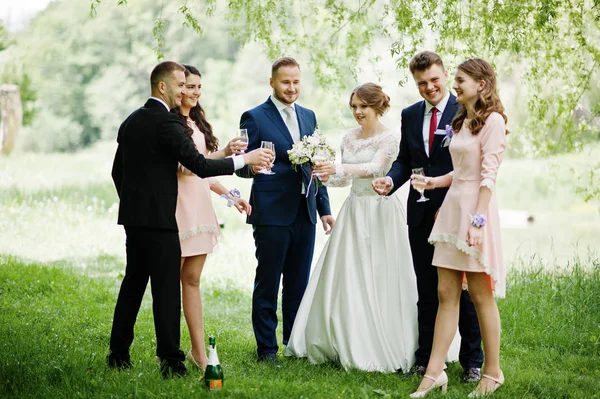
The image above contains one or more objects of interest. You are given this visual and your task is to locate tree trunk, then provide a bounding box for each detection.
[0,84,23,155]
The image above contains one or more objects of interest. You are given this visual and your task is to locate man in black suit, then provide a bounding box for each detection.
[108,61,270,377]
[372,51,483,382]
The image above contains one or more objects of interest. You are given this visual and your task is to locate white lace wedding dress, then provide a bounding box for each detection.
[285,127,419,372]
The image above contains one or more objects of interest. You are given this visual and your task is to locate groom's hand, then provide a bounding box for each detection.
[372,177,392,196]
[320,215,335,235]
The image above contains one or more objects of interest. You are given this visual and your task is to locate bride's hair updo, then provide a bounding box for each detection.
[452,58,509,136]
[349,83,391,116]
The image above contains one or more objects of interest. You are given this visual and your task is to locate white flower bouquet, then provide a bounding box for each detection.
[287,130,336,171]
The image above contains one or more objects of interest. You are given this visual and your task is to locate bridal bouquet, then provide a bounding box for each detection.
[287,130,336,171]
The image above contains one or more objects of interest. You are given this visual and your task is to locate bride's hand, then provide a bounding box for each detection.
[314,161,335,178]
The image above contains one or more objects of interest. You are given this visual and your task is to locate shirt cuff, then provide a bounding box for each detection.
[232,155,245,171]
[386,176,394,191]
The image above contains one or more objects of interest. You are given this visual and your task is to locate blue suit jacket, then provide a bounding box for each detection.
[236,98,331,226]
[387,94,458,227]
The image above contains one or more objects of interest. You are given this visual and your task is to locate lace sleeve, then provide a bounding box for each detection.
[323,132,352,187]
[335,133,400,178]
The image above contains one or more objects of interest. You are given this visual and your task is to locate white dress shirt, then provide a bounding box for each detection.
[422,90,450,157]
[269,95,305,193]
[270,95,300,143]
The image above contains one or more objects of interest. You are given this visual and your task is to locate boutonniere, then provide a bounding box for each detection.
[442,125,453,147]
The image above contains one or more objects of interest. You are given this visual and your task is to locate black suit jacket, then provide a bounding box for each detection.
[111,98,235,231]
[387,94,458,227]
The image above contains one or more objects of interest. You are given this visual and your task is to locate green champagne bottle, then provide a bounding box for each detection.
[204,336,224,390]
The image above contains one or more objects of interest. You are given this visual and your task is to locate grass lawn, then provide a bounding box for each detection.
[1,255,599,398]
[1,141,599,397]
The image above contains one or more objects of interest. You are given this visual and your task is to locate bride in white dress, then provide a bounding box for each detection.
[285,83,419,372]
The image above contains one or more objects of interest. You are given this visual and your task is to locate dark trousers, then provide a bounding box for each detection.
[251,199,315,357]
[409,219,484,369]
[109,227,185,364]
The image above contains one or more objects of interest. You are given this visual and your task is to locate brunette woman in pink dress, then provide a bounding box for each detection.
[173,64,251,370]
[409,58,508,398]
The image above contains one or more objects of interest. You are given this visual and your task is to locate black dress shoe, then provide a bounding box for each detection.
[257,353,281,367]
[158,358,188,378]
[408,364,427,376]
[107,353,132,370]
[461,367,482,383]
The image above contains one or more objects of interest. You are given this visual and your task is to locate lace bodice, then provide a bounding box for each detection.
[325,128,400,196]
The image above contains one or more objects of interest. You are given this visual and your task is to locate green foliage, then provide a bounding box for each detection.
[1,0,241,152]
[91,0,600,157]
[0,20,9,52]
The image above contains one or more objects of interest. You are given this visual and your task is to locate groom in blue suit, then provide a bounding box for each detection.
[373,51,483,382]
[236,57,335,363]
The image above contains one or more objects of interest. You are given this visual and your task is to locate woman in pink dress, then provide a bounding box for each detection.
[409,58,508,398]
[173,64,251,370]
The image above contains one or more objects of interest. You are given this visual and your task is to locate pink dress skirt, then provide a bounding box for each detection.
[175,119,220,257]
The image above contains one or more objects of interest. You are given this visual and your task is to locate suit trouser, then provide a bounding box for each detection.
[251,199,315,356]
[409,218,484,369]
[109,227,185,364]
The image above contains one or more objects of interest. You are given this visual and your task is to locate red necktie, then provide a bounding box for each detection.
[429,107,438,153]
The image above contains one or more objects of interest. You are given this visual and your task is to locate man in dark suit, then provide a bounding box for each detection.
[236,57,335,363]
[372,51,483,382]
[108,61,270,377]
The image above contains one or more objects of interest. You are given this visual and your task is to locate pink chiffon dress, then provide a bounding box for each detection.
[428,112,507,297]
[175,119,221,257]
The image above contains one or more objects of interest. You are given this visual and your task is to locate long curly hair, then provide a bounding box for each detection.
[451,58,509,136]
[173,64,219,152]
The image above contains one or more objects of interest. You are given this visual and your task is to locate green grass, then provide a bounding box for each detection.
[1,141,600,397]
[1,255,599,398]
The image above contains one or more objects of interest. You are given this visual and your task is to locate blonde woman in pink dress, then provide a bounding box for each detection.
[174,64,251,370]
[409,58,508,398]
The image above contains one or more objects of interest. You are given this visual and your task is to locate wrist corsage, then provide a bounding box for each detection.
[220,188,241,207]
[469,212,486,228]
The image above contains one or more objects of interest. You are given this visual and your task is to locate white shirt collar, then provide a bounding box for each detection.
[270,95,296,113]
[149,96,170,111]
[425,90,450,115]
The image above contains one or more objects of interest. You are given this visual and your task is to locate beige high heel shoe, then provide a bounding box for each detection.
[186,350,206,372]
[409,371,449,398]
[468,371,504,397]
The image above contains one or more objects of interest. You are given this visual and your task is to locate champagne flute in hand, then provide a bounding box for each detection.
[412,167,429,202]
[238,129,249,153]
[259,141,276,175]
[312,144,329,180]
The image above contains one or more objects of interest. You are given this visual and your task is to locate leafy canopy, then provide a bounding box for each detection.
[92,0,600,156]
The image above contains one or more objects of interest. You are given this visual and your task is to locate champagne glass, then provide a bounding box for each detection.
[375,178,389,201]
[312,144,329,180]
[312,144,328,163]
[238,129,248,153]
[412,167,429,202]
[259,141,276,175]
